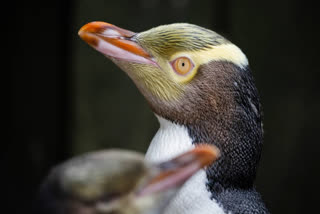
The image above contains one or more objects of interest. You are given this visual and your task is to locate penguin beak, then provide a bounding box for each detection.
[136,144,220,196]
[78,21,156,66]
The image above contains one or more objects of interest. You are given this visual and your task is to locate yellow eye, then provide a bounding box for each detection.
[172,57,194,75]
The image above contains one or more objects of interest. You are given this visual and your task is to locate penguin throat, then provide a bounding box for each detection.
[145,115,226,214]
[145,115,193,163]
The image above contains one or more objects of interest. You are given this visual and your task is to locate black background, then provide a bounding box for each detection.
[9,0,319,213]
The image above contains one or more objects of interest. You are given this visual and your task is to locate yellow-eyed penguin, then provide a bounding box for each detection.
[35,145,219,214]
[78,22,269,214]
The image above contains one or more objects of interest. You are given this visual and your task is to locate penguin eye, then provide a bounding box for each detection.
[172,57,194,75]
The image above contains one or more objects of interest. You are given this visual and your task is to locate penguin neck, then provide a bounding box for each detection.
[145,115,193,163]
[145,115,226,214]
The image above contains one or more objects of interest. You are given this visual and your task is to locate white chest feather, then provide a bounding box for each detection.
[145,116,226,214]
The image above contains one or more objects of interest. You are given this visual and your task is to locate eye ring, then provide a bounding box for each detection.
[171,57,194,76]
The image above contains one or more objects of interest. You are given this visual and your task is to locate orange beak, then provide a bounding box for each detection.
[78,21,156,65]
[137,144,220,196]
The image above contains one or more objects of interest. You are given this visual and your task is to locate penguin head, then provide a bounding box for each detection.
[79,22,263,189]
[78,22,247,106]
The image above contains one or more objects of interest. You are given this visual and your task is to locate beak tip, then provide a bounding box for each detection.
[211,145,221,159]
[78,23,89,37]
[78,24,89,41]
[78,22,110,47]
[78,29,84,37]
[194,144,221,167]
[78,21,112,34]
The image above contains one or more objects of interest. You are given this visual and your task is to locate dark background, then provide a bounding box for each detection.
[9,0,319,213]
